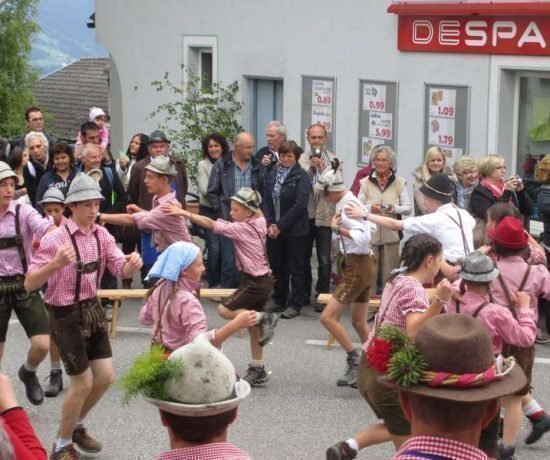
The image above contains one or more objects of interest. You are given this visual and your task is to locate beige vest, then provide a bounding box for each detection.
[360,174,406,245]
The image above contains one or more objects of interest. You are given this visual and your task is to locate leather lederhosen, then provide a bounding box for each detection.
[65,227,105,337]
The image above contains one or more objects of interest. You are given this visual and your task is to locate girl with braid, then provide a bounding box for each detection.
[327,234,453,460]
[139,242,256,352]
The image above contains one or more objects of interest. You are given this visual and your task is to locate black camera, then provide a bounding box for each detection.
[269,154,278,166]
[311,148,322,159]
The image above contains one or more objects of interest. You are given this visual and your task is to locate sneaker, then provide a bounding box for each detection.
[72,426,102,455]
[44,369,63,398]
[535,328,550,344]
[259,313,278,347]
[18,365,44,405]
[326,441,357,460]
[50,443,80,460]
[525,415,550,444]
[243,366,268,387]
[498,443,517,460]
[103,304,113,322]
[281,307,300,319]
[336,354,360,387]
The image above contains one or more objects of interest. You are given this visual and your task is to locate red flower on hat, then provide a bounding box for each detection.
[367,337,393,373]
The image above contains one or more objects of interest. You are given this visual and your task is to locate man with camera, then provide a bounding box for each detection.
[294,123,339,317]
[255,121,287,172]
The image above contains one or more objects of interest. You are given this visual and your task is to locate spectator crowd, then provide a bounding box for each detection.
[1,106,550,460]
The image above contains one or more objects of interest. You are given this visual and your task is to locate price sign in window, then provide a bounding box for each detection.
[358,80,399,165]
[302,76,336,152]
[424,84,470,167]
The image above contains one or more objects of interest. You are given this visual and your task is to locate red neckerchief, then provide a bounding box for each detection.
[480,177,505,199]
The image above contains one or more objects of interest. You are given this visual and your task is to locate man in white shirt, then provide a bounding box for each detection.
[316,161,377,388]
[347,173,474,279]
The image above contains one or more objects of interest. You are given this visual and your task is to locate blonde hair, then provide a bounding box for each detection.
[421,146,446,182]
[477,154,505,178]
[535,155,550,184]
[453,156,477,177]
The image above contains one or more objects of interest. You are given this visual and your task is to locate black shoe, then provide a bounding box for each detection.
[18,365,44,405]
[259,313,278,347]
[243,366,268,386]
[326,441,357,460]
[314,302,325,313]
[525,415,550,444]
[337,354,360,387]
[281,307,300,319]
[44,369,63,397]
[498,443,517,460]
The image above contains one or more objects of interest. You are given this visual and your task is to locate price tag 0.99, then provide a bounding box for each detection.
[368,100,385,112]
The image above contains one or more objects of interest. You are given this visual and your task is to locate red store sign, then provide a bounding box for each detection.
[389,3,550,56]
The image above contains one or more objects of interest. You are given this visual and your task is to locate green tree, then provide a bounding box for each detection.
[149,68,243,188]
[0,0,39,137]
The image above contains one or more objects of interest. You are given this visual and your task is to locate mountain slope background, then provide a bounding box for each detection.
[32,0,107,76]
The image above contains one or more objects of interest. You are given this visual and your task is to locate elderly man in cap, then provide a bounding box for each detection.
[25,173,143,459]
[99,155,192,252]
[315,160,376,388]
[121,336,251,459]
[347,173,475,280]
[0,161,53,406]
[378,314,526,460]
[127,130,188,284]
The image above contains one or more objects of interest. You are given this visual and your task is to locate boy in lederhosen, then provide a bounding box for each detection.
[0,161,53,406]
[25,173,142,459]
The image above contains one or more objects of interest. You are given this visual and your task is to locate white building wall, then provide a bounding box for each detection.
[95,0,492,185]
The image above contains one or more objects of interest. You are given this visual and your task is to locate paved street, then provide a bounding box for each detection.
[3,296,550,459]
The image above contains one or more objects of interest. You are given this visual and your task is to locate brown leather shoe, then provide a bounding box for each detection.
[72,426,102,455]
[50,443,80,460]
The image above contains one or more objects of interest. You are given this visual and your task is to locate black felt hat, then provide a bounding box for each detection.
[419,173,454,204]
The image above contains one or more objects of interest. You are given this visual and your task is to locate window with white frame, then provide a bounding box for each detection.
[183,36,217,92]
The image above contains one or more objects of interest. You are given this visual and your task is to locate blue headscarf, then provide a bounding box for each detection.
[145,242,200,282]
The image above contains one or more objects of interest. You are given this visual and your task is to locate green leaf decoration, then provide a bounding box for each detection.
[386,344,428,386]
[378,324,409,349]
[116,345,184,405]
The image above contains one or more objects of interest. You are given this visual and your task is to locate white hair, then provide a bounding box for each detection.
[370,145,396,167]
[80,143,100,160]
[267,121,287,138]
[24,131,49,152]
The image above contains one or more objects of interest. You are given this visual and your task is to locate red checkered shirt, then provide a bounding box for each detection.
[363,274,429,351]
[29,219,127,306]
[155,443,251,460]
[394,435,488,459]
[213,216,270,276]
[133,191,192,252]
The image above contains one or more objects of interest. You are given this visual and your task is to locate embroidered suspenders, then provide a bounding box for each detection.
[0,204,28,274]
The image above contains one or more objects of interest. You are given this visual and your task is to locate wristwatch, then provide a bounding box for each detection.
[95,212,102,224]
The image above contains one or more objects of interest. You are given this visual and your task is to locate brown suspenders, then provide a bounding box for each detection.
[495,265,531,320]
[454,299,490,318]
[65,227,101,303]
[445,209,471,256]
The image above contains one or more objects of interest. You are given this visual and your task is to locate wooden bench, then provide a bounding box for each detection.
[317,294,381,350]
[98,288,237,338]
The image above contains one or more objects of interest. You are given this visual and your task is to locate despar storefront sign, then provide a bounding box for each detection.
[396,16,550,56]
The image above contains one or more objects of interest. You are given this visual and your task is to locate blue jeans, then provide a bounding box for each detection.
[304,220,332,299]
[200,205,222,287]
[220,236,240,288]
